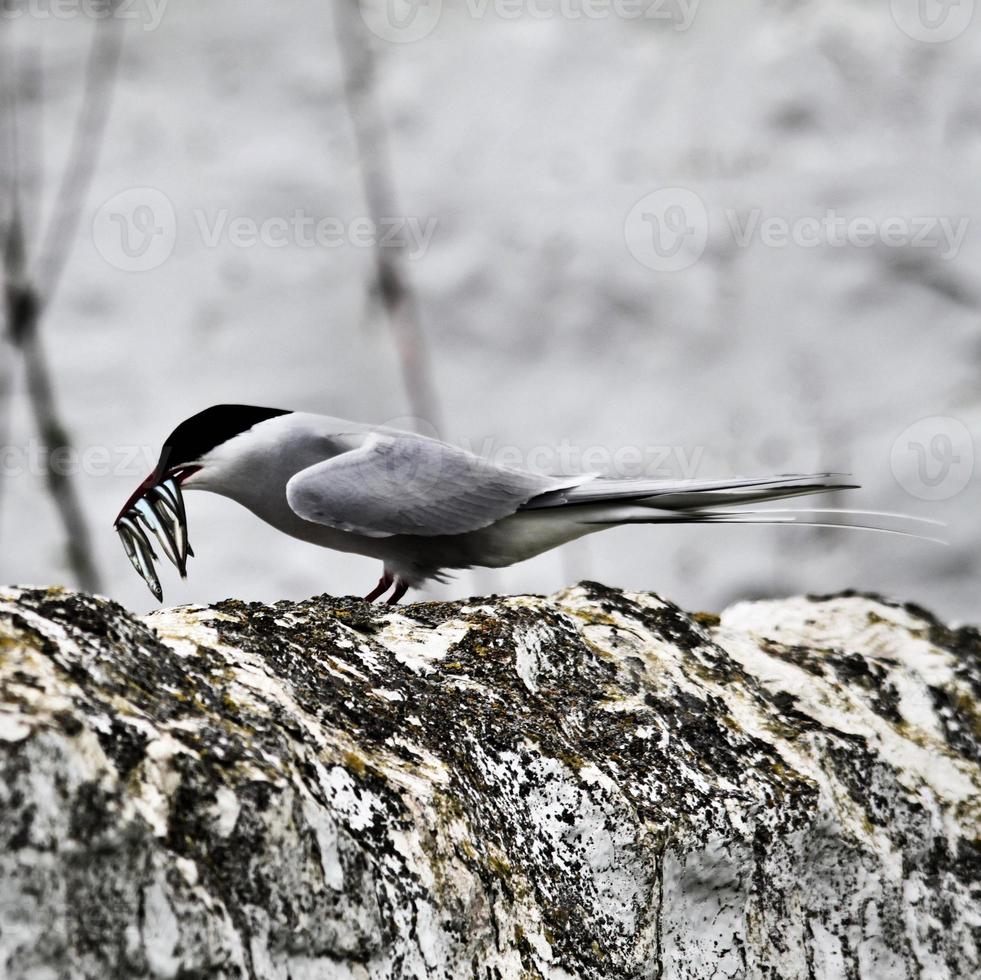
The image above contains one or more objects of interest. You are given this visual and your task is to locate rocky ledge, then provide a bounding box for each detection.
[0,583,978,980]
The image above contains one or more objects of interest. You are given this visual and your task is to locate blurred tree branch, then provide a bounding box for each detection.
[331,0,443,433]
[0,4,125,593]
[36,2,124,297]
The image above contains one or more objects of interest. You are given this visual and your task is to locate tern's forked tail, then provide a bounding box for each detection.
[521,472,945,544]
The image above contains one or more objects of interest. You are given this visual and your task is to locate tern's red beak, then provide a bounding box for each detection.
[114,465,199,526]
[114,470,161,526]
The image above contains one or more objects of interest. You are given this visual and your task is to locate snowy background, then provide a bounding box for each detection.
[1,0,978,620]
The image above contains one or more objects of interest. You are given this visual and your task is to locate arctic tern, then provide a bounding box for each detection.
[115,405,940,603]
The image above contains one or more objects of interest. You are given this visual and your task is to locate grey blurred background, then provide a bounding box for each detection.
[0,0,978,619]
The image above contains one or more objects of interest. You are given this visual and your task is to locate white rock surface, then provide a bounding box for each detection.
[0,582,978,979]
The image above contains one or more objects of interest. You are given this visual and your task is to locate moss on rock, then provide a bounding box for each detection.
[0,584,977,979]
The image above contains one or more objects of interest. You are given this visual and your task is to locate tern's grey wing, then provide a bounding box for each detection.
[285,431,582,537]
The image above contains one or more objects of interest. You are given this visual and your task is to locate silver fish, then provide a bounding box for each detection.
[158,477,193,563]
[117,518,141,569]
[145,484,189,574]
[158,477,185,523]
[119,512,158,562]
[136,495,182,573]
[132,496,159,535]
[116,474,194,599]
[116,514,162,601]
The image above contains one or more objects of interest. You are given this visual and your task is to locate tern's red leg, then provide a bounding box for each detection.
[386,579,409,604]
[363,571,393,602]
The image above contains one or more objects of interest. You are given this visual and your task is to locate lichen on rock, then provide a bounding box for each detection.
[0,583,978,979]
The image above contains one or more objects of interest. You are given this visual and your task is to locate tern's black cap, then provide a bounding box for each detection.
[157,404,290,473]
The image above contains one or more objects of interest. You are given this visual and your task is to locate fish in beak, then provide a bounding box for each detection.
[114,470,195,601]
